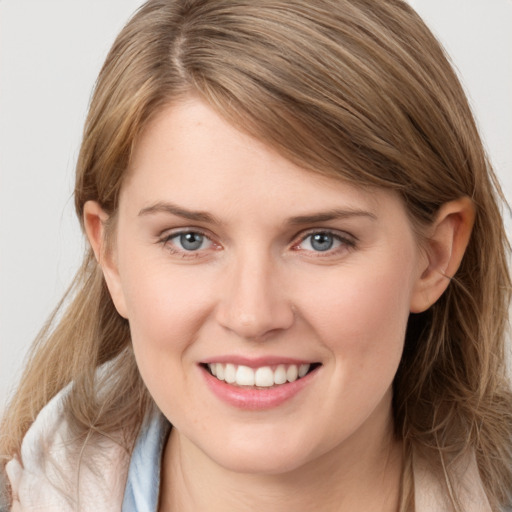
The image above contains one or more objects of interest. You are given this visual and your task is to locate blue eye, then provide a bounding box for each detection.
[179,232,205,251]
[309,233,335,252]
[297,231,353,254]
[167,231,211,251]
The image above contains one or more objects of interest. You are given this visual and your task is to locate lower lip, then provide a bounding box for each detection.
[201,366,319,410]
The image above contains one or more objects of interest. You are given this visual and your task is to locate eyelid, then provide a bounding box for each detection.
[157,225,217,241]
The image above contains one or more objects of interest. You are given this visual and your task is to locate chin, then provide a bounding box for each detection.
[216,452,311,476]
[203,433,320,476]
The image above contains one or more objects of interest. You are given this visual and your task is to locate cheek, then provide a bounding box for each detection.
[117,260,217,416]
[292,256,416,441]
[115,236,215,366]
[299,255,415,371]
[123,269,211,346]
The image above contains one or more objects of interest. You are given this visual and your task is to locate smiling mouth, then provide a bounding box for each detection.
[202,362,321,388]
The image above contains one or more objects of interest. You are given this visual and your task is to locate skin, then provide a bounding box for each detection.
[85,97,474,511]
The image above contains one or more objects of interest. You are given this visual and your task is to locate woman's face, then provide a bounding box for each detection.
[106,97,428,474]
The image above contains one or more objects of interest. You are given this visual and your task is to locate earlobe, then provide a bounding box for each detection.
[410,197,475,313]
[83,201,129,319]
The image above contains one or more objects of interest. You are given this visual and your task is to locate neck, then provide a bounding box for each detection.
[159,404,402,512]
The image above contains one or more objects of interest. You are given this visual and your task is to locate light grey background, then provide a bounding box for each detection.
[1,0,511,412]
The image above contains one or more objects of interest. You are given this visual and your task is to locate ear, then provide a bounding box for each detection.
[410,197,475,313]
[83,200,129,319]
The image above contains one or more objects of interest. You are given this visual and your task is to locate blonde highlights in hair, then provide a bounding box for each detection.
[2,1,511,509]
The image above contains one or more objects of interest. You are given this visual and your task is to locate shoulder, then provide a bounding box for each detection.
[5,385,130,511]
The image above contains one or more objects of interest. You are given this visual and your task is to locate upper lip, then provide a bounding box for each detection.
[201,355,318,368]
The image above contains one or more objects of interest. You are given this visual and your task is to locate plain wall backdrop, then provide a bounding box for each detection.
[1,0,511,412]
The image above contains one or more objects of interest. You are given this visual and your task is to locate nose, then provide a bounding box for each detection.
[215,253,295,340]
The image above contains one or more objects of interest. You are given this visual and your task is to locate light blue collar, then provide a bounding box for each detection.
[122,409,171,512]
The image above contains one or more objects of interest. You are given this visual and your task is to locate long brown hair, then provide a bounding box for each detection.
[2,1,511,509]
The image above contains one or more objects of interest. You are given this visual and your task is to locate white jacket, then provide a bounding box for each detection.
[3,388,493,511]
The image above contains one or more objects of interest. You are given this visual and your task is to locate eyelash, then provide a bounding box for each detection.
[157,229,357,258]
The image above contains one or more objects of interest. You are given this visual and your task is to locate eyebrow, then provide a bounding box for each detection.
[286,209,377,225]
[138,201,377,225]
[138,202,220,223]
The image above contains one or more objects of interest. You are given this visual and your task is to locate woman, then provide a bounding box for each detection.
[1,0,511,510]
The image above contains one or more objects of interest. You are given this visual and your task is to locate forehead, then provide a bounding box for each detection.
[121,97,400,221]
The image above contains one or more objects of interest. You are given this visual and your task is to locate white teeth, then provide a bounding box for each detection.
[255,367,274,387]
[298,364,309,378]
[207,363,312,387]
[224,363,236,383]
[274,364,287,385]
[236,365,255,386]
[286,365,298,382]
